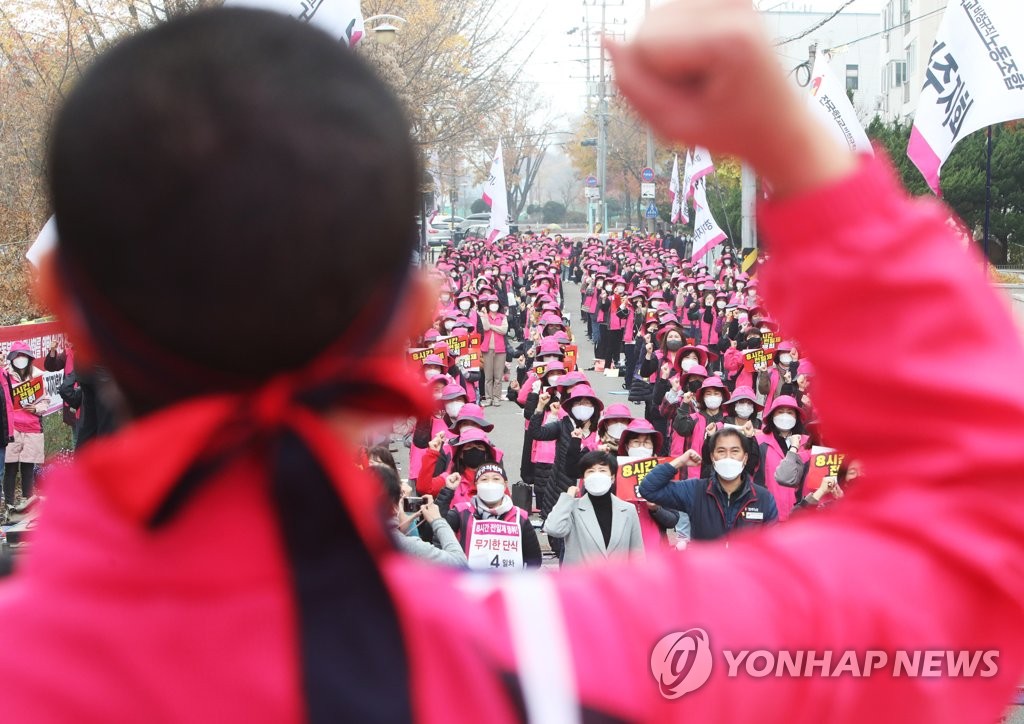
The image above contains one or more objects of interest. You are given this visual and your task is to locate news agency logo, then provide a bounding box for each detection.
[650,629,714,699]
[650,629,1000,700]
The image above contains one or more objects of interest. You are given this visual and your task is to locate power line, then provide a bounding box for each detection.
[773,0,859,47]
[823,6,947,52]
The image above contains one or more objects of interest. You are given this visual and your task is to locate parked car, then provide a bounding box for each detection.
[426,216,461,247]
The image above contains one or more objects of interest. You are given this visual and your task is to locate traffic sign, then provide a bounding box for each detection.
[585,187,600,200]
[586,175,599,188]
[645,202,659,219]
[641,183,656,199]
[641,167,655,183]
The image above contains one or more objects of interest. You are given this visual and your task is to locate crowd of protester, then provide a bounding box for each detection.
[386,230,860,569]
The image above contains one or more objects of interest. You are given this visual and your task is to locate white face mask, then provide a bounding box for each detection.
[572,404,595,422]
[476,481,506,505]
[11,357,29,371]
[546,375,562,387]
[583,471,613,496]
[734,402,755,419]
[445,401,465,418]
[444,321,456,331]
[714,458,745,481]
[424,368,441,380]
[716,301,726,310]
[778,354,792,366]
[680,358,697,372]
[703,394,723,411]
[459,301,472,311]
[607,422,628,441]
[773,413,797,431]
[628,446,654,459]
[488,304,500,313]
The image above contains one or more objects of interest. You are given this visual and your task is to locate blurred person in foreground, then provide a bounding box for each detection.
[5,2,1024,722]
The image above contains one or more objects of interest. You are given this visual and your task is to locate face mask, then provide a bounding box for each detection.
[459,301,471,311]
[445,401,465,418]
[615,286,625,294]
[583,471,613,497]
[773,413,797,431]
[679,356,697,371]
[488,304,499,313]
[705,298,714,307]
[714,457,745,481]
[604,284,613,291]
[11,357,29,371]
[716,301,726,310]
[739,314,749,325]
[606,422,628,440]
[572,404,595,422]
[686,380,702,393]
[444,321,456,331]
[703,394,723,411]
[724,260,732,267]
[628,446,654,459]
[462,448,487,468]
[778,354,793,366]
[737,284,745,292]
[458,266,466,273]
[666,339,683,352]
[650,301,661,310]
[476,481,506,505]
[734,402,755,419]
[440,295,451,303]
[424,369,441,380]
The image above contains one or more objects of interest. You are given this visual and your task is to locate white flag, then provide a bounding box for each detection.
[808,51,873,156]
[687,147,714,200]
[223,0,365,46]
[909,0,1024,194]
[691,179,728,262]
[482,141,510,243]
[669,154,687,224]
[26,215,58,269]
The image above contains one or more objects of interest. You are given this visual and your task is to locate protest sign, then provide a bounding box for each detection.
[761,331,781,351]
[743,348,771,373]
[615,456,671,502]
[805,446,847,493]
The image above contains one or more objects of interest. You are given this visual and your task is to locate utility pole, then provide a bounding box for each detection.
[741,163,757,252]
[597,0,609,234]
[644,0,654,174]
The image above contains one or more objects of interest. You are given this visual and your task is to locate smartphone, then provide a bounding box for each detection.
[402,497,426,514]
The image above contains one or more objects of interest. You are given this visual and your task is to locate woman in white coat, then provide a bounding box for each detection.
[544,449,645,566]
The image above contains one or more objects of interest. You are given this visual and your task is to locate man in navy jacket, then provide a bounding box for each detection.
[639,428,778,540]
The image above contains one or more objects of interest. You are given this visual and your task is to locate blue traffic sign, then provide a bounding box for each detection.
[641,167,655,183]
[586,175,599,188]
[645,202,659,219]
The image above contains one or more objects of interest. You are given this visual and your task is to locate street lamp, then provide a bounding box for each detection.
[364,14,407,45]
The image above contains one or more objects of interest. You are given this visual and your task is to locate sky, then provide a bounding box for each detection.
[507,0,886,126]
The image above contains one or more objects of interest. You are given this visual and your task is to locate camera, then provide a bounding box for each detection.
[402,497,426,514]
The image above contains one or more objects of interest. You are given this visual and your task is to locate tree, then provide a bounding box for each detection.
[867,117,1024,265]
[470,198,489,214]
[542,201,566,224]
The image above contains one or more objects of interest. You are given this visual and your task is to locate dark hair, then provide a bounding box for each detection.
[708,427,746,453]
[371,463,403,507]
[49,9,418,412]
[367,445,397,473]
[576,449,618,478]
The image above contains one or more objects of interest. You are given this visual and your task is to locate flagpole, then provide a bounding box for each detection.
[709,169,735,247]
[984,125,992,265]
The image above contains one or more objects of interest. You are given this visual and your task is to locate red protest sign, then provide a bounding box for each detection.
[614,456,671,502]
[408,347,432,365]
[743,348,771,373]
[11,377,44,410]
[761,331,781,351]
[442,333,483,371]
[805,447,846,492]
[564,345,578,372]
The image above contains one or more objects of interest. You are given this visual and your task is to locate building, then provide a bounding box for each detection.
[761,7,882,124]
[878,0,947,123]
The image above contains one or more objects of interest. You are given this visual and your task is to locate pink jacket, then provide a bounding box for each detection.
[4,158,1024,723]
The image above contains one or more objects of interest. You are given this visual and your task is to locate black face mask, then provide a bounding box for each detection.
[686,380,702,393]
[746,338,762,350]
[666,339,684,352]
[462,448,487,468]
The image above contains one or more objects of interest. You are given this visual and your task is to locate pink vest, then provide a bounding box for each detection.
[530,408,561,465]
[409,416,449,482]
[481,314,507,354]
